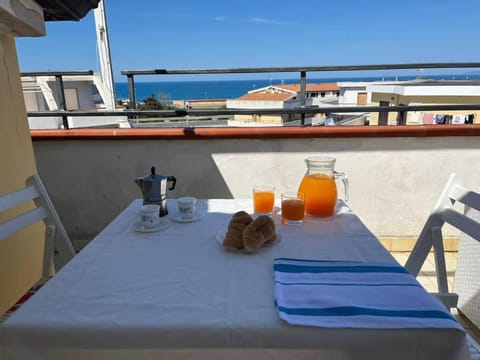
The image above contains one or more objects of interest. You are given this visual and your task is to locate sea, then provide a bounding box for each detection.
[114,74,480,103]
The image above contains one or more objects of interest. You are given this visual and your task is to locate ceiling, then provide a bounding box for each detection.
[35,0,100,21]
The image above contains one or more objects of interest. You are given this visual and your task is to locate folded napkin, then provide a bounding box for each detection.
[274,258,463,330]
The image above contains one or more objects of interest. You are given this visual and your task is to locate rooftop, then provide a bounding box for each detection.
[276,83,340,92]
[238,91,294,101]
[235,83,340,102]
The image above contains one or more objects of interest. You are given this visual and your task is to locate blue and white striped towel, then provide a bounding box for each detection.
[274,258,463,330]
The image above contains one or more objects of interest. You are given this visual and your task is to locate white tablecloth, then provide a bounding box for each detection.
[0,199,470,360]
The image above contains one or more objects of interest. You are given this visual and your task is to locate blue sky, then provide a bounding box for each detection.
[15,0,480,82]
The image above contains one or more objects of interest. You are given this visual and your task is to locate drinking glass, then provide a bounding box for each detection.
[253,186,275,216]
[281,192,305,225]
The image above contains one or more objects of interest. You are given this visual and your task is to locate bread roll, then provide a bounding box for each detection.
[242,215,277,252]
[223,211,253,249]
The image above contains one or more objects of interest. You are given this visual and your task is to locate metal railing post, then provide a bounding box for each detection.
[55,75,69,129]
[127,74,137,125]
[300,71,306,125]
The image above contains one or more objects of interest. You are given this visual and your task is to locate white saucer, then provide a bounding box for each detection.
[132,218,169,233]
[170,209,206,223]
[215,229,280,254]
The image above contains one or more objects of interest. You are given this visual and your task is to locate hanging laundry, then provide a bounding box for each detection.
[452,114,467,124]
[435,114,446,124]
[423,113,434,125]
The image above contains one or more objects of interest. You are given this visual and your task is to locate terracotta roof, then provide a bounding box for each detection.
[276,83,340,92]
[238,92,294,101]
[236,83,339,101]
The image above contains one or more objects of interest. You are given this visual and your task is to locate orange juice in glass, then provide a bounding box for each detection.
[253,186,275,216]
[281,192,305,225]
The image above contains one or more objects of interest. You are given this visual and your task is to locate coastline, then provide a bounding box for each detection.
[115,74,480,102]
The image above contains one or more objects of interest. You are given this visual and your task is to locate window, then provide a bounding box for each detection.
[378,101,389,126]
[357,92,367,106]
[65,88,79,110]
[24,92,39,112]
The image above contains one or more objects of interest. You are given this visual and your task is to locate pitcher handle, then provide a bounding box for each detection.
[334,171,349,203]
[167,176,177,191]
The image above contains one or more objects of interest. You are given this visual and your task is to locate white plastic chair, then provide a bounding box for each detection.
[0,174,76,284]
[454,202,480,333]
[405,173,480,309]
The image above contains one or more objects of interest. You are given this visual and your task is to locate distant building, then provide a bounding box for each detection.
[366,80,480,125]
[226,83,340,124]
[22,74,128,129]
[172,99,226,109]
[337,82,371,106]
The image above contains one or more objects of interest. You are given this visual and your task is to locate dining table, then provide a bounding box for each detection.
[0,199,470,360]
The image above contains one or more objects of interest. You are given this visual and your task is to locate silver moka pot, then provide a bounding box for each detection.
[134,166,176,217]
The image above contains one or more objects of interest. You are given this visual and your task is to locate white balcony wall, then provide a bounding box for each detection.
[28,116,62,129]
[28,115,129,129]
[284,99,315,108]
[32,136,480,245]
[226,100,285,109]
[67,115,128,128]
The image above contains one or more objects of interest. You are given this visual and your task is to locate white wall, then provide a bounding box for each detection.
[33,136,480,243]
[51,80,96,109]
[339,87,369,105]
[28,116,62,129]
[227,99,286,109]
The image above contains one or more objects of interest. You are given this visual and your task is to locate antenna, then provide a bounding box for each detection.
[94,0,116,110]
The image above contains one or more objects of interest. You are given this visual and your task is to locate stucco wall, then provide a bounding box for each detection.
[33,136,480,247]
[0,33,43,315]
[48,80,96,109]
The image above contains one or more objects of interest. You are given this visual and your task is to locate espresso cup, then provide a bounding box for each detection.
[139,204,160,228]
[178,197,197,219]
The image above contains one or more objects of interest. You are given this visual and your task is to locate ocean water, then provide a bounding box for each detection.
[115,74,480,102]
[115,79,301,102]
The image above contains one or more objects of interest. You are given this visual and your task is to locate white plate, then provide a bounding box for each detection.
[132,218,169,233]
[215,229,280,253]
[170,209,206,223]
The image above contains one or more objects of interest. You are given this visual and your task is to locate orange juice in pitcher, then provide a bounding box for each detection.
[298,157,348,217]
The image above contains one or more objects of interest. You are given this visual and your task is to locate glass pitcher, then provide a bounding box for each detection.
[298,156,348,217]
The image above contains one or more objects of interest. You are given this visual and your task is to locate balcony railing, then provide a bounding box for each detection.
[25,62,480,129]
[21,70,94,129]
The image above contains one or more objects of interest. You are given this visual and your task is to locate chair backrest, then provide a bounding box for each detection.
[0,174,76,283]
[405,173,480,308]
[453,205,480,328]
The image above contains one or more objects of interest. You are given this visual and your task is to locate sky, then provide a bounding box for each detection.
[15,0,480,82]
